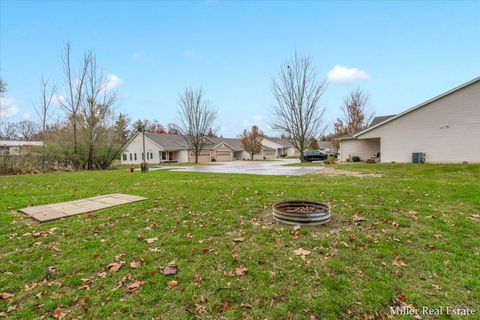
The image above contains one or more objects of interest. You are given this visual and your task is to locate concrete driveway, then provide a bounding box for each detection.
[152,159,325,176]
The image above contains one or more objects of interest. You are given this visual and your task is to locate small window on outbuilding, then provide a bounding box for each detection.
[129,153,132,161]
[123,154,127,161]
[134,153,137,161]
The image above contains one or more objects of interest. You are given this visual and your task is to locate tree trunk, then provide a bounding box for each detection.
[87,143,94,170]
[250,153,254,160]
[299,148,305,162]
[195,152,198,163]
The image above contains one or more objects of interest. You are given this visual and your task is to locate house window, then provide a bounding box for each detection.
[129,153,132,161]
[161,151,167,160]
[122,154,127,161]
[134,153,137,161]
[146,153,149,160]
[150,152,153,159]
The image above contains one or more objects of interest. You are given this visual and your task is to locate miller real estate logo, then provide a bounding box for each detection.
[390,305,476,317]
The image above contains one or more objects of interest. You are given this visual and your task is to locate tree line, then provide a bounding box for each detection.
[0,47,374,173]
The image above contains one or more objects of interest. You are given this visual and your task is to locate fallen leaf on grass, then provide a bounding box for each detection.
[0,292,14,300]
[392,260,407,268]
[241,302,253,309]
[126,280,144,293]
[107,261,125,272]
[145,237,158,243]
[163,264,178,275]
[233,237,245,242]
[235,266,248,276]
[293,248,311,256]
[53,307,69,319]
[352,214,366,222]
[129,261,142,268]
[167,280,178,288]
[25,282,38,291]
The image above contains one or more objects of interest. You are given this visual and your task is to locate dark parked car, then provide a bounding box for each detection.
[303,150,329,162]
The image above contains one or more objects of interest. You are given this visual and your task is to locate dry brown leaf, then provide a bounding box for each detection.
[145,237,158,243]
[167,280,178,288]
[392,260,407,268]
[107,261,125,272]
[25,282,38,291]
[352,214,366,222]
[235,266,248,276]
[293,248,311,256]
[241,302,253,309]
[0,292,14,300]
[129,261,142,268]
[126,280,144,293]
[53,307,68,319]
[163,264,178,275]
[233,237,245,242]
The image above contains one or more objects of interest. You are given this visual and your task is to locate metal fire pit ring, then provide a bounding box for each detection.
[272,200,331,226]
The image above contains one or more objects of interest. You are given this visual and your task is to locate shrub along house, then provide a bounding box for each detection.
[120,133,298,164]
[339,76,480,163]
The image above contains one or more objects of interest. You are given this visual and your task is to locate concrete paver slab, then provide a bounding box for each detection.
[19,193,147,223]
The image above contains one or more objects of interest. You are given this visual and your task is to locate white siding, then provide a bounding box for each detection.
[358,80,480,163]
[175,150,189,163]
[339,139,380,162]
[121,134,164,165]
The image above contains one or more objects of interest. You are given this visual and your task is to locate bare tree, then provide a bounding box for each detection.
[34,75,56,167]
[80,54,117,170]
[15,120,39,141]
[240,125,264,160]
[271,53,327,162]
[59,43,92,162]
[0,122,17,140]
[177,88,217,163]
[167,123,179,135]
[331,88,374,149]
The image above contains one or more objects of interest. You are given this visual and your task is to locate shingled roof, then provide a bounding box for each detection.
[369,115,396,127]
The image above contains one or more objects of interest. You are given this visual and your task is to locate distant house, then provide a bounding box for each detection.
[0,140,43,156]
[120,133,297,164]
[262,137,300,157]
[318,140,335,152]
[339,76,480,163]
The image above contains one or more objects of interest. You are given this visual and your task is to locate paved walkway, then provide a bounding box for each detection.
[19,193,147,223]
[150,159,326,176]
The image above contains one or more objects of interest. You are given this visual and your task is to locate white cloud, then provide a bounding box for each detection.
[105,74,123,91]
[0,96,20,118]
[52,93,66,106]
[327,65,370,84]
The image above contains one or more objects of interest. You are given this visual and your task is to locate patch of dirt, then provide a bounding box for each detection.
[315,168,382,177]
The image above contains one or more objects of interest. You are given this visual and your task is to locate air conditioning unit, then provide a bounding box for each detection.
[412,152,426,163]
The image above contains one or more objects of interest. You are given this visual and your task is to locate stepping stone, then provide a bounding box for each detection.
[18,193,147,223]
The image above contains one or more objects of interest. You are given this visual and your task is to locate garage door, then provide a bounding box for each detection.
[264,150,276,159]
[216,151,232,162]
[190,151,211,163]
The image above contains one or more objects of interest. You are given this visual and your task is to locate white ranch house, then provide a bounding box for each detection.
[120,133,299,164]
[339,76,480,163]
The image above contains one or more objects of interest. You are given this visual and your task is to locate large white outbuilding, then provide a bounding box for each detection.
[339,77,480,163]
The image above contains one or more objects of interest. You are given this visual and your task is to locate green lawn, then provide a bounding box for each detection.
[1,164,479,319]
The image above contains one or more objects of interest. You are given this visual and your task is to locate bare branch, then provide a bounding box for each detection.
[176,88,217,163]
[271,53,327,161]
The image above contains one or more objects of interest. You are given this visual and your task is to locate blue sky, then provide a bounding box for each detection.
[1,0,479,137]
